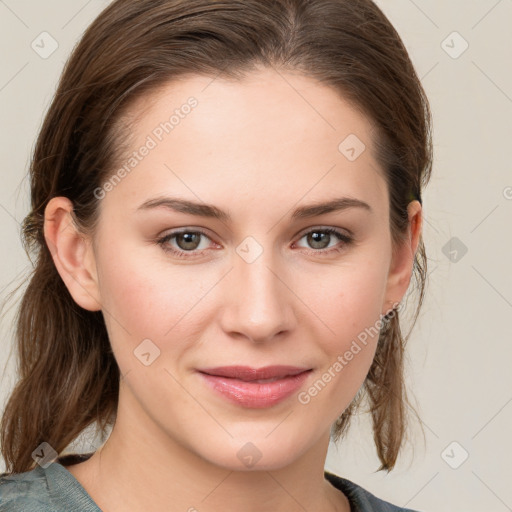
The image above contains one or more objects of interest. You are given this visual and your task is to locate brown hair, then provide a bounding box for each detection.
[1,0,432,474]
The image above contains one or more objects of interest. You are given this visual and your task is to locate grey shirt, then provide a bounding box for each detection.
[0,453,421,511]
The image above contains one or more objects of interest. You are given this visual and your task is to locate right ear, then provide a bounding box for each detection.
[43,197,102,312]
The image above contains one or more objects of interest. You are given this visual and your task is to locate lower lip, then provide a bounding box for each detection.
[198,370,312,408]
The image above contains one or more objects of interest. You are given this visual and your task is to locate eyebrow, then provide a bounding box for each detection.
[136,196,372,221]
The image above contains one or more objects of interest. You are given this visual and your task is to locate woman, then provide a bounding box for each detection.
[0,0,432,510]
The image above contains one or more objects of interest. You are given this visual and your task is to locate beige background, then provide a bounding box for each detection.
[1,1,511,511]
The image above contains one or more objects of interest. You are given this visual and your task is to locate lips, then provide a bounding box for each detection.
[198,365,310,382]
[197,365,313,408]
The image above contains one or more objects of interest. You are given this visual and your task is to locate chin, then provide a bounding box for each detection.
[193,432,310,472]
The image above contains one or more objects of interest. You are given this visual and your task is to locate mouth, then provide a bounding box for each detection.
[196,366,313,408]
[197,365,312,381]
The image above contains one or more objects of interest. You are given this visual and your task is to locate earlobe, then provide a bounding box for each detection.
[381,200,423,316]
[43,197,102,312]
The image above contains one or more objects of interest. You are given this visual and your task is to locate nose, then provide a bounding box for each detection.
[218,244,296,344]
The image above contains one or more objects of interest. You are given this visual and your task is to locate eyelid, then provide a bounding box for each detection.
[157,226,217,244]
[294,224,353,240]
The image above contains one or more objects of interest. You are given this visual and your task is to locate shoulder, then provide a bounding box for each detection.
[0,465,52,511]
[0,455,99,512]
[324,471,422,512]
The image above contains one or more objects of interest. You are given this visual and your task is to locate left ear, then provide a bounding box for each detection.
[382,200,423,316]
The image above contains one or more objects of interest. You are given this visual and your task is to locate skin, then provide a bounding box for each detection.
[44,67,422,512]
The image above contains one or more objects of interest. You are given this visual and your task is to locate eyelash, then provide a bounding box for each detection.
[157,227,354,259]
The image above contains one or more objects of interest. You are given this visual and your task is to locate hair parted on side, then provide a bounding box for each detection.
[1,0,432,475]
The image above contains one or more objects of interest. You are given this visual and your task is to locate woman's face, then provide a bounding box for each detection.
[80,68,418,470]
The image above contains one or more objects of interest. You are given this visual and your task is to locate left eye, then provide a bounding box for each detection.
[295,228,353,252]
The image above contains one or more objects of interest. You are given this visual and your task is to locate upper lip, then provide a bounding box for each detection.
[198,365,311,381]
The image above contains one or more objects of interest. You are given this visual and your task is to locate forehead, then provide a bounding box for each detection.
[108,68,387,213]
[127,68,376,148]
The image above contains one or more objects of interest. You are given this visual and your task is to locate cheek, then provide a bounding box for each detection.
[98,264,165,335]
[296,264,386,416]
[94,245,209,363]
[301,253,389,344]
[295,253,389,404]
